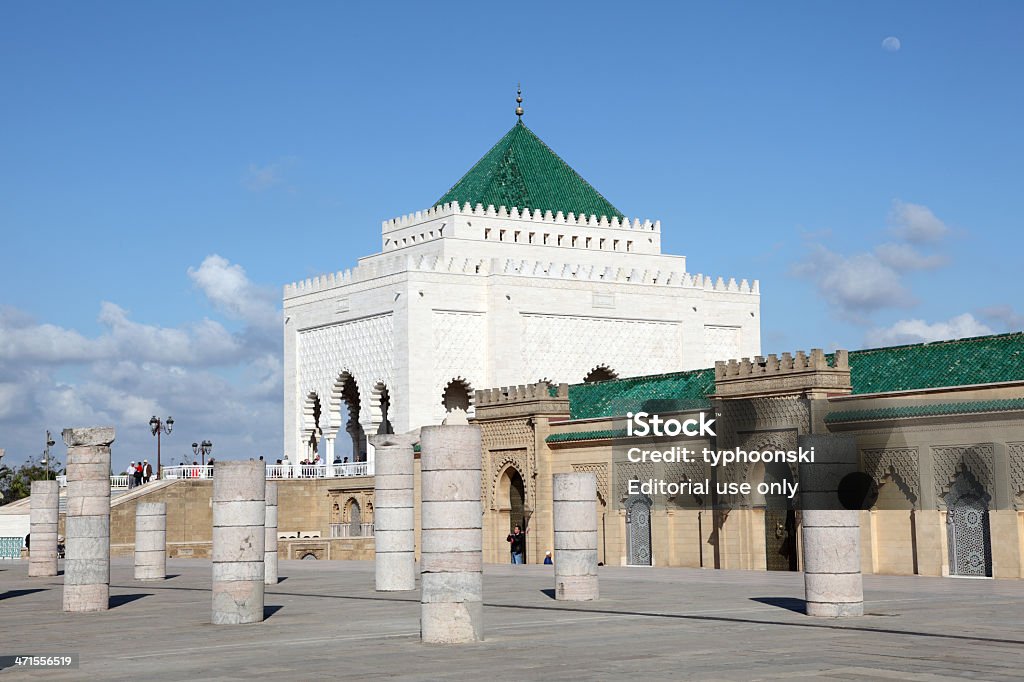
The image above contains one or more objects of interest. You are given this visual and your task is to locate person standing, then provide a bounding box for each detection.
[143,460,153,484]
[127,462,137,489]
[506,525,526,564]
[133,462,143,488]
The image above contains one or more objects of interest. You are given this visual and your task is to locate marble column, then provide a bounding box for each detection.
[62,427,114,612]
[323,437,336,477]
[799,434,864,617]
[28,479,59,577]
[212,460,265,624]
[264,482,278,585]
[369,433,416,591]
[420,425,483,643]
[134,502,166,581]
[553,473,599,601]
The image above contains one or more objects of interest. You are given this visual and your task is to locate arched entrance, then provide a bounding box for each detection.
[945,469,992,577]
[496,465,528,563]
[332,372,367,463]
[625,493,653,566]
[753,461,798,572]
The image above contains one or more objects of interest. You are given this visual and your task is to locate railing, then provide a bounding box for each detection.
[160,465,214,480]
[329,523,375,538]
[55,475,131,489]
[160,463,373,481]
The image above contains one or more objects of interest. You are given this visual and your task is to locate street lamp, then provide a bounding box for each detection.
[149,416,174,478]
[40,431,56,480]
[192,440,213,466]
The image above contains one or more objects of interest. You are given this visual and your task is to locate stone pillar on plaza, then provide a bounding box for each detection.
[799,434,864,618]
[62,427,114,613]
[369,432,416,592]
[553,473,599,601]
[264,482,279,585]
[212,460,266,624]
[134,502,166,581]
[419,425,483,644]
[28,479,59,577]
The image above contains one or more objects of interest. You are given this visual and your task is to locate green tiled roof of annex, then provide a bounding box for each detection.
[567,333,1024,420]
[436,120,623,220]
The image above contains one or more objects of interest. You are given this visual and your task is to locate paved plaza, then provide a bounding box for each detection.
[0,559,1021,680]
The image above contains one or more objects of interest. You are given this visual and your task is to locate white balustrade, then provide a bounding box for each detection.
[153,462,374,482]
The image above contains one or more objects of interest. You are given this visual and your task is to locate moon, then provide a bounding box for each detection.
[882,36,901,52]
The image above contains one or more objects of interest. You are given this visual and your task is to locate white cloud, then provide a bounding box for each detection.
[0,256,283,470]
[874,243,947,271]
[241,157,297,192]
[977,305,1024,332]
[188,255,280,332]
[882,36,901,52]
[889,200,950,243]
[792,244,915,314]
[867,313,993,346]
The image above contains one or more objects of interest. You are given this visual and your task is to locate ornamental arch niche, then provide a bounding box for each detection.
[330,371,367,462]
[583,365,618,383]
[494,462,529,562]
[302,392,323,458]
[943,468,993,577]
[371,382,394,435]
[442,377,474,419]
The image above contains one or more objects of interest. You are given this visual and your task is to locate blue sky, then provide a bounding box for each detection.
[1,1,1022,469]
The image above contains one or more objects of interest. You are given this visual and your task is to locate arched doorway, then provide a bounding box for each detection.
[303,392,323,461]
[497,465,528,563]
[347,498,362,537]
[753,461,798,572]
[583,365,618,383]
[332,372,366,463]
[625,493,653,566]
[945,469,992,577]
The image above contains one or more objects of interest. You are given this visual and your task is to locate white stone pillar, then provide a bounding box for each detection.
[212,460,266,624]
[135,502,166,581]
[324,437,336,477]
[365,437,376,475]
[799,434,863,617]
[264,482,278,585]
[420,425,483,644]
[553,473,599,600]
[62,427,114,613]
[369,433,416,591]
[28,479,59,577]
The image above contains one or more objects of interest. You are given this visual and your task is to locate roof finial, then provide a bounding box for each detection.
[515,83,524,119]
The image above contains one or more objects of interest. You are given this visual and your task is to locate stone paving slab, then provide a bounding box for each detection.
[0,559,1021,681]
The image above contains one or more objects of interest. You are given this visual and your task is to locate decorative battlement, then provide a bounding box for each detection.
[381,202,659,234]
[714,349,851,399]
[284,252,760,299]
[476,381,569,407]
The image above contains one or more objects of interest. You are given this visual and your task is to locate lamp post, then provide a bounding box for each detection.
[40,430,56,480]
[192,440,213,466]
[149,416,174,478]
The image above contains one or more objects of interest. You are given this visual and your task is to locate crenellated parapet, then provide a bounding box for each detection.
[285,251,760,299]
[714,349,851,399]
[381,201,659,234]
[473,381,570,420]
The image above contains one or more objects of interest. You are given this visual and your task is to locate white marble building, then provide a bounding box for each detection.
[282,118,760,468]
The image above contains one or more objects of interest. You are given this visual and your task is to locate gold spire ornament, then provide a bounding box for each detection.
[515,83,524,119]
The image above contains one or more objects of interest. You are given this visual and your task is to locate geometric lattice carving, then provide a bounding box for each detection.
[521,313,682,384]
[615,461,656,502]
[704,325,741,365]
[432,311,487,409]
[1010,442,1024,510]
[297,314,394,432]
[862,447,920,506]
[717,397,810,444]
[932,444,994,508]
[571,462,610,506]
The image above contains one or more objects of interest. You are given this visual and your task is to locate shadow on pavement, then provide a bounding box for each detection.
[750,597,805,613]
[110,593,151,608]
[0,589,49,601]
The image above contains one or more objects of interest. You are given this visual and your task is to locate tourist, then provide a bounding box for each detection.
[543,551,553,565]
[507,525,526,564]
[133,462,143,488]
[127,462,137,489]
[143,460,152,484]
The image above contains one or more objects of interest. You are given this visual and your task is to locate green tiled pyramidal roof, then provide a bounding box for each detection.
[436,120,623,219]
[568,369,715,421]
[845,332,1024,394]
